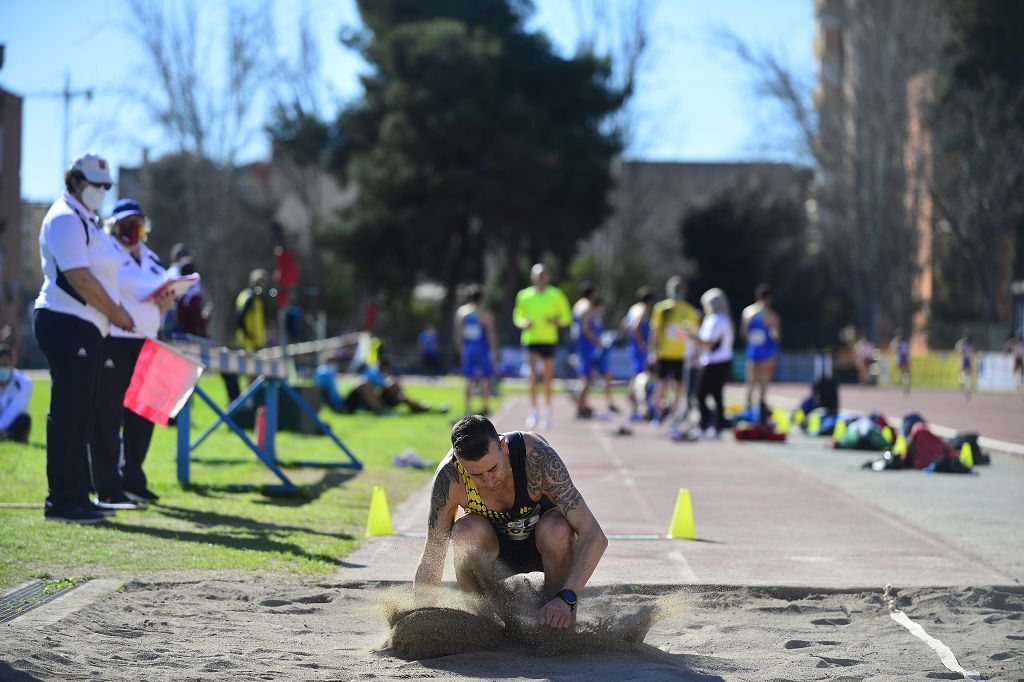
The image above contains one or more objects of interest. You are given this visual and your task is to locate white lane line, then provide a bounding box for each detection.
[588,422,661,528]
[667,550,698,581]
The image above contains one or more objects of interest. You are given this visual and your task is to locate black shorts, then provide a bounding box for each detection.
[526,344,556,359]
[497,531,545,574]
[657,359,685,382]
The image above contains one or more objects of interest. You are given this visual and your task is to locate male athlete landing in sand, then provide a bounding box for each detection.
[414,415,607,630]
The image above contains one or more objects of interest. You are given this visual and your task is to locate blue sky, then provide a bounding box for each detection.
[0,0,814,202]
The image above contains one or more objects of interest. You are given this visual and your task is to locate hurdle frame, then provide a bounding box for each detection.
[174,340,362,493]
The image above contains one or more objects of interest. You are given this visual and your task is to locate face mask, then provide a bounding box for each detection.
[0,367,12,384]
[116,218,146,247]
[81,185,107,212]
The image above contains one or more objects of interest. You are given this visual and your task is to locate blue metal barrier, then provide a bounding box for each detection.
[175,378,361,493]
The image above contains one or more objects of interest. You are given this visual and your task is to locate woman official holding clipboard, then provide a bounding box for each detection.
[88,199,176,508]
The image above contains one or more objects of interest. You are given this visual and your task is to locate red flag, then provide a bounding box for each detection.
[124,339,204,425]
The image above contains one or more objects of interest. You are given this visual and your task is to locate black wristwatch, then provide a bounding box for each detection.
[557,588,578,609]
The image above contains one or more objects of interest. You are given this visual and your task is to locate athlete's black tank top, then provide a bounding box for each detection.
[451,431,555,541]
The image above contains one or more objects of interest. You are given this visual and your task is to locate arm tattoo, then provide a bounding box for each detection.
[529,440,584,514]
[428,463,455,530]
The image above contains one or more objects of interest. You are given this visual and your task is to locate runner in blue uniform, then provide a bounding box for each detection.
[573,290,602,419]
[455,285,500,416]
[741,284,781,422]
[955,329,975,399]
[889,329,911,394]
[622,287,655,421]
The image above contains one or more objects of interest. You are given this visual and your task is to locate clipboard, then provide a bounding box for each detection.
[141,274,200,302]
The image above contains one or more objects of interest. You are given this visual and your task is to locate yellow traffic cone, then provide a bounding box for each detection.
[959,442,974,469]
[366,486,393,537]
[894,434,907,457]
[808,412,821,435]
[882,426,894,445]
[833,419,847,443]
[667,488,696,539]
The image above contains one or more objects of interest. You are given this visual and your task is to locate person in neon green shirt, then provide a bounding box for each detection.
[513,263,572,429]
[649,275,699,425]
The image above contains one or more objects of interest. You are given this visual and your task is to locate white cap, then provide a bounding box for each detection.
[70,153,114,185]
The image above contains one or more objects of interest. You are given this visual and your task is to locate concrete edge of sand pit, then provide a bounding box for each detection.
[319,579,1024,598]
[1,579,123,630]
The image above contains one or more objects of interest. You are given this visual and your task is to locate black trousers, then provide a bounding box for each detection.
[697,360,731,431]
[33,309,104,511]
[90,336,155,499]
[222,373,241,403]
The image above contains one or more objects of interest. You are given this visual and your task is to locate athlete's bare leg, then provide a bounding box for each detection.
[535,511,573,599]
[576,369,593,414]
[542,357,555,408]
[745,360,756,408]
[756,357,777,416]
[481,377,492,414]
[528,352,541,409]
[452,514,502,595]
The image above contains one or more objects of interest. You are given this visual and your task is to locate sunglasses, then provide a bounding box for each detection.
[88,180,113,190]
[118,216,146,229]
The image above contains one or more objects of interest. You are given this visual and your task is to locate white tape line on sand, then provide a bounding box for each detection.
[889,610,980,680]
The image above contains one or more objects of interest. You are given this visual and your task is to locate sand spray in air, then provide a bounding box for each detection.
[373,573,699,660]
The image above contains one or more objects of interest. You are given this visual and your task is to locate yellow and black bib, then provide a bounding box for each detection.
[453,431,554,542]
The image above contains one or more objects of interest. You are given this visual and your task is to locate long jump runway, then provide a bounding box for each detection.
[4,392,1022,680]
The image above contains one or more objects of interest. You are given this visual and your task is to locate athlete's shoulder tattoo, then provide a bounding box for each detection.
[526,436,583,514]
[428,460,457,531]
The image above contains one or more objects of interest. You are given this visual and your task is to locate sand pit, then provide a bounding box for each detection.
[3,576,1023,680]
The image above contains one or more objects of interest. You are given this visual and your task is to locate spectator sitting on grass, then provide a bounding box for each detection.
[0,344,32,443]
[316,359,449,415]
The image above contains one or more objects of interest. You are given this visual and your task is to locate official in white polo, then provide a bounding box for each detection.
[33,153,135,524]
[89,199,174,509]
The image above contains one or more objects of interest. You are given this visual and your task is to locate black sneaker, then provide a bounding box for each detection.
[85,501,117,516]
[124,487,160,503]
[44,504,108,524]
[94,495,146,511]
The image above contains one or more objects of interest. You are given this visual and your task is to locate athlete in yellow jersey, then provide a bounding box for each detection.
[649,275,699,424]
[414,415,607,630]
[513,264,572,429]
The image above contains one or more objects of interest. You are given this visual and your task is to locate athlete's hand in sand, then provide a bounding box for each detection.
[541,597,573,630]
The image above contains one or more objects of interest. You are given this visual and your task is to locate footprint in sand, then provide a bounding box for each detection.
[814,655,863,667]
[784,640,841,649]
[260,599,291,607]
